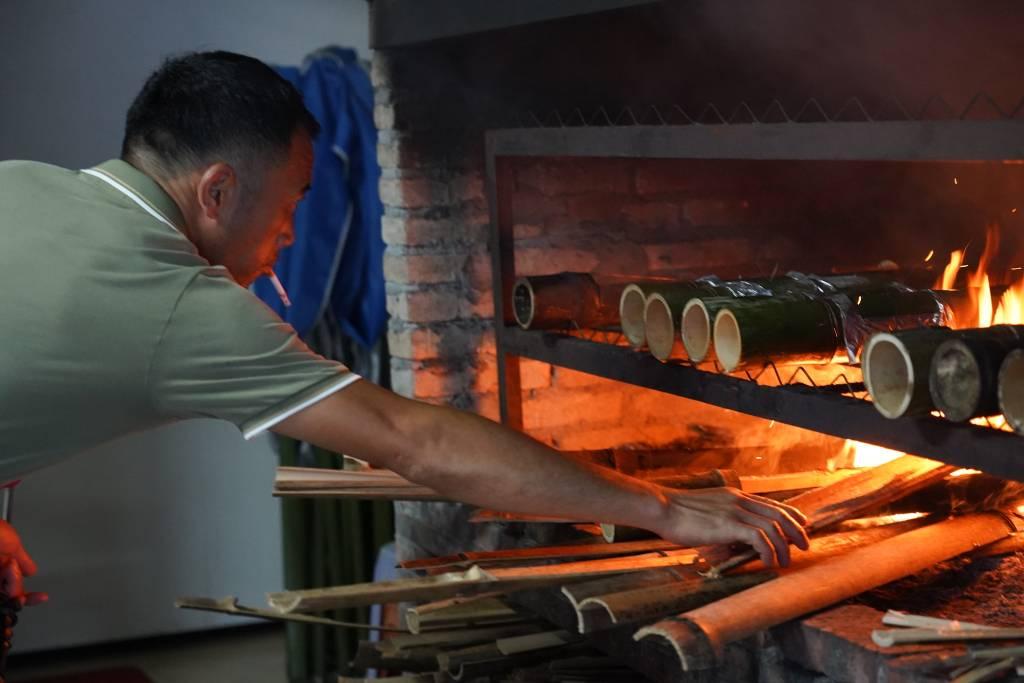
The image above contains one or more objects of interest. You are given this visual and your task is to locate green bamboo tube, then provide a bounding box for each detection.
[863,327,954,418]
[713,298,843,373]
[681,296,756,363]
[929,325,1024,422]
[644,285,712,361]
[619,284,651,349]
[998,348,1024,434]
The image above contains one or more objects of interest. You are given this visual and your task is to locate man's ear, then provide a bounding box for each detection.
[196,163,238,221]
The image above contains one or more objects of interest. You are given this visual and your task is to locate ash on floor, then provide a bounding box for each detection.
[852,551,1024,627]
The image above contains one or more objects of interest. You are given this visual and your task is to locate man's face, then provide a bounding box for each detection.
[222,132,313,287]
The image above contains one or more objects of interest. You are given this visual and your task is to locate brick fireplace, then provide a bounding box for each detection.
[369,2,1024,679]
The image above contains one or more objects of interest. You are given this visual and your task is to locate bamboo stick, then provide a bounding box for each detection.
[714,297,844,372]
[400,539,680,572]
[930,326,1024,421]
[680,296,737,363]
[175,596,403,631]
[644,286,711,361]
[881,610,994,631]
[872,627,1024,647]
[998,348,1024,434]
[512,273,620,330]
[377,622,541,656]
[634,512,1019,671]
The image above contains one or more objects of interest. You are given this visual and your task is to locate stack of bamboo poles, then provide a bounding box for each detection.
[188,456,1024,680]
[863,324,1024,433]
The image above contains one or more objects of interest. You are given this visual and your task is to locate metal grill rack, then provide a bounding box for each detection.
[486,108,1024,483]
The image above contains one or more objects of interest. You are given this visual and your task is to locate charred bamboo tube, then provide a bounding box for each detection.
[929,325,1024,421]
[634,512,1019,671]
[512,273,622,330]
[714,297,843,372]
[998,348,1024,434]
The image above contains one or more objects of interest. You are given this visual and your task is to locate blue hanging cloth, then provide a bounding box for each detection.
[253,46,387,348]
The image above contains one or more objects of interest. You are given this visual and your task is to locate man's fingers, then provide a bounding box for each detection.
[740,525,778,567]
[740,514,790,567]
[736,496,810,550]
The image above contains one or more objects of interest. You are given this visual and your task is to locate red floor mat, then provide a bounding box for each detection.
[22,667,153,683]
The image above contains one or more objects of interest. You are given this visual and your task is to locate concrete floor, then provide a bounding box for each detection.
[6,625,287,683]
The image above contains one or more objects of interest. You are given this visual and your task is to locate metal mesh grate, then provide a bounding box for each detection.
[511,94,1024,128]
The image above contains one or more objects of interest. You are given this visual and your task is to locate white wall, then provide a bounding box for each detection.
[0,0,369,652]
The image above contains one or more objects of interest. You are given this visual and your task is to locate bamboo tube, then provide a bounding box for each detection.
[680,296,737,363]
[644,285,714,361]
[863,327,954,418]
[998,348,1024,435]
[619,283,651,349]
[634,512,1019,671]
[512,273,621,330]
[714,297,843,372]
[929,325,1024,421]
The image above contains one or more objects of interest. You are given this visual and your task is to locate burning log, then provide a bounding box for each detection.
[998,348,1024,435]
[713,297,843,372]
[929,326,1024,421]
[512,273,623,330]
[634,511,1021,671]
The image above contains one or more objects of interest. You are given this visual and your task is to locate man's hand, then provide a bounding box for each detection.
[654,487,810,567]
[0,521,46,607]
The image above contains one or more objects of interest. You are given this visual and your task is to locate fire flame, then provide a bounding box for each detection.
[934,225,1024,328]
[841,439,904,468]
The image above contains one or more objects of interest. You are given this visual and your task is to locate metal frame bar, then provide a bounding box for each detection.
[370,0,658,49]
[503,329,1024,482]
[486,120,1024,481]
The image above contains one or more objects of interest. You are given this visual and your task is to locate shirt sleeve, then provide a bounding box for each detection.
[148,268,360,439]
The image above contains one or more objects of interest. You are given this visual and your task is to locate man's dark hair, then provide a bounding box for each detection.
[121,51,318,181]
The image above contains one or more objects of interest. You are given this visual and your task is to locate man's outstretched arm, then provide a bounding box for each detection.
[274,380,809,566]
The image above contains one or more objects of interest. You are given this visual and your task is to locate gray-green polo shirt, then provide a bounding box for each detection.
[0,159,359,480]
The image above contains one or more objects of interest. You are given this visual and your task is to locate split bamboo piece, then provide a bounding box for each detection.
[405,597,522,634]
[376,622,541,657]
[512,273,621,330]
[634,511,1020,671]
[714,297,843,372]
[703,454,954,576]
[269,550,698,613]
[577,518,928,634]
[873,627,1024,647]
[930,326,1024,421]
[998,348,1024,434]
